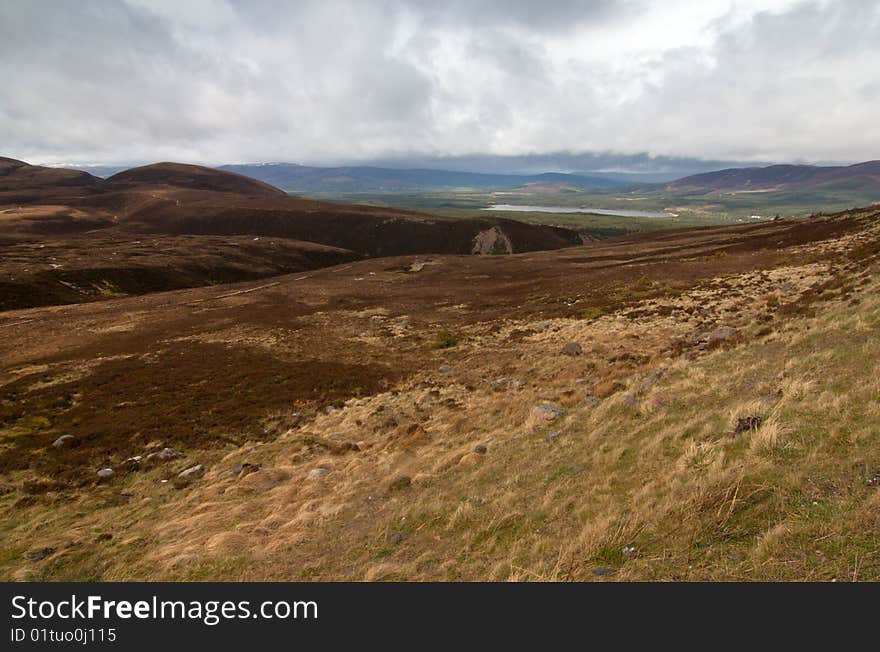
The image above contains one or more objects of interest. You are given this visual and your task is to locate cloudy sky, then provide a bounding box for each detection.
[1,0,878,170]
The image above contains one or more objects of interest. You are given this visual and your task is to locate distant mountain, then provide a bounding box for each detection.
[0,156,104,202]
[107,162,287,197]
[668,160,880,194]
[219,163,624,192]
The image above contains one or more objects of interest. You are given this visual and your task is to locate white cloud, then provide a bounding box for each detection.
[0,0,876,166]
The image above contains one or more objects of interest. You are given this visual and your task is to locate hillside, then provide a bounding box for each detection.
[669,160,880,194]
[219,163,623,192]
[107,162,288,197]
[0,158,581,309]
[1,205,878,581]
[0,156,104,204]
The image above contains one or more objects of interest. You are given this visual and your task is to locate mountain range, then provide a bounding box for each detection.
[218,163,624,192]
[668,160,880,194]
[58,159,880,197]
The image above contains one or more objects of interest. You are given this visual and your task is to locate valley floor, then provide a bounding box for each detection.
[1,208,879,580]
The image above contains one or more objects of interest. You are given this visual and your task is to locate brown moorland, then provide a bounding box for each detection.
[1,202,878,581]
[0,159,582,310]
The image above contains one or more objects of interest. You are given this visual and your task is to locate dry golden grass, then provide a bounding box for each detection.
[2,217,880,581]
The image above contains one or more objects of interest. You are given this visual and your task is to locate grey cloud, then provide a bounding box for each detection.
[0,0,877,167]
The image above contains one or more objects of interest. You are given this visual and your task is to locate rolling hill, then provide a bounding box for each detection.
[0,158,582,309]
[219,163,624,192]
[668,160,880,194]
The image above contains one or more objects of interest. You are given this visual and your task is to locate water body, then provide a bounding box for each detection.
[483,204,677,218]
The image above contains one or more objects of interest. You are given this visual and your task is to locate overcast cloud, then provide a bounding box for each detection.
[1,0,877,167]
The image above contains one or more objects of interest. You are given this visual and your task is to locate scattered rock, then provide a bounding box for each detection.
[562,341,583,356]
[25,547,56,562]
[866,469,880,487]
[458,452,484,467]
[146,447,182,463]
[177,464,204,480]
[473,444,487,454]
[734,416,763,434]
[591,567,617,577]
[469,497,487,507]
[232,462,261,478]
[388,475,412,491]
[546,431,560,444]
[706,326,739,349]
[389,531,407,545]
[96,468,114,479]
[51,435,75,448]
[439,364,453,374]
[308,467,330,479]
[530,404,566,422]
[490,378,507,392]
[123,456,143,469]
[623,394,639,408]
[490,378,523,392]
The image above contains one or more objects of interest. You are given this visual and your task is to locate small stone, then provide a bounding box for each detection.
[52,435,75,448]
[706,326,738,349]
[546,431,560,444]
[591,567,617,577]
[123,456,143,469]
[473,444,487,454]
[469,497,487,507]
[355,440,368,451]
[308,467,330,479]
[25,547,56,561]
[490,378,509,392]
[388,475,412,491]
[623,394,639,408]
[232,462,261,478]
[177,464,204,480]
[97,468,114,479]
[439,364,453,374]
[531,404,566,422]
[389,531,407,545]
[146,447,181,463]
[734,416,763,434]
[562,342,583,356]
